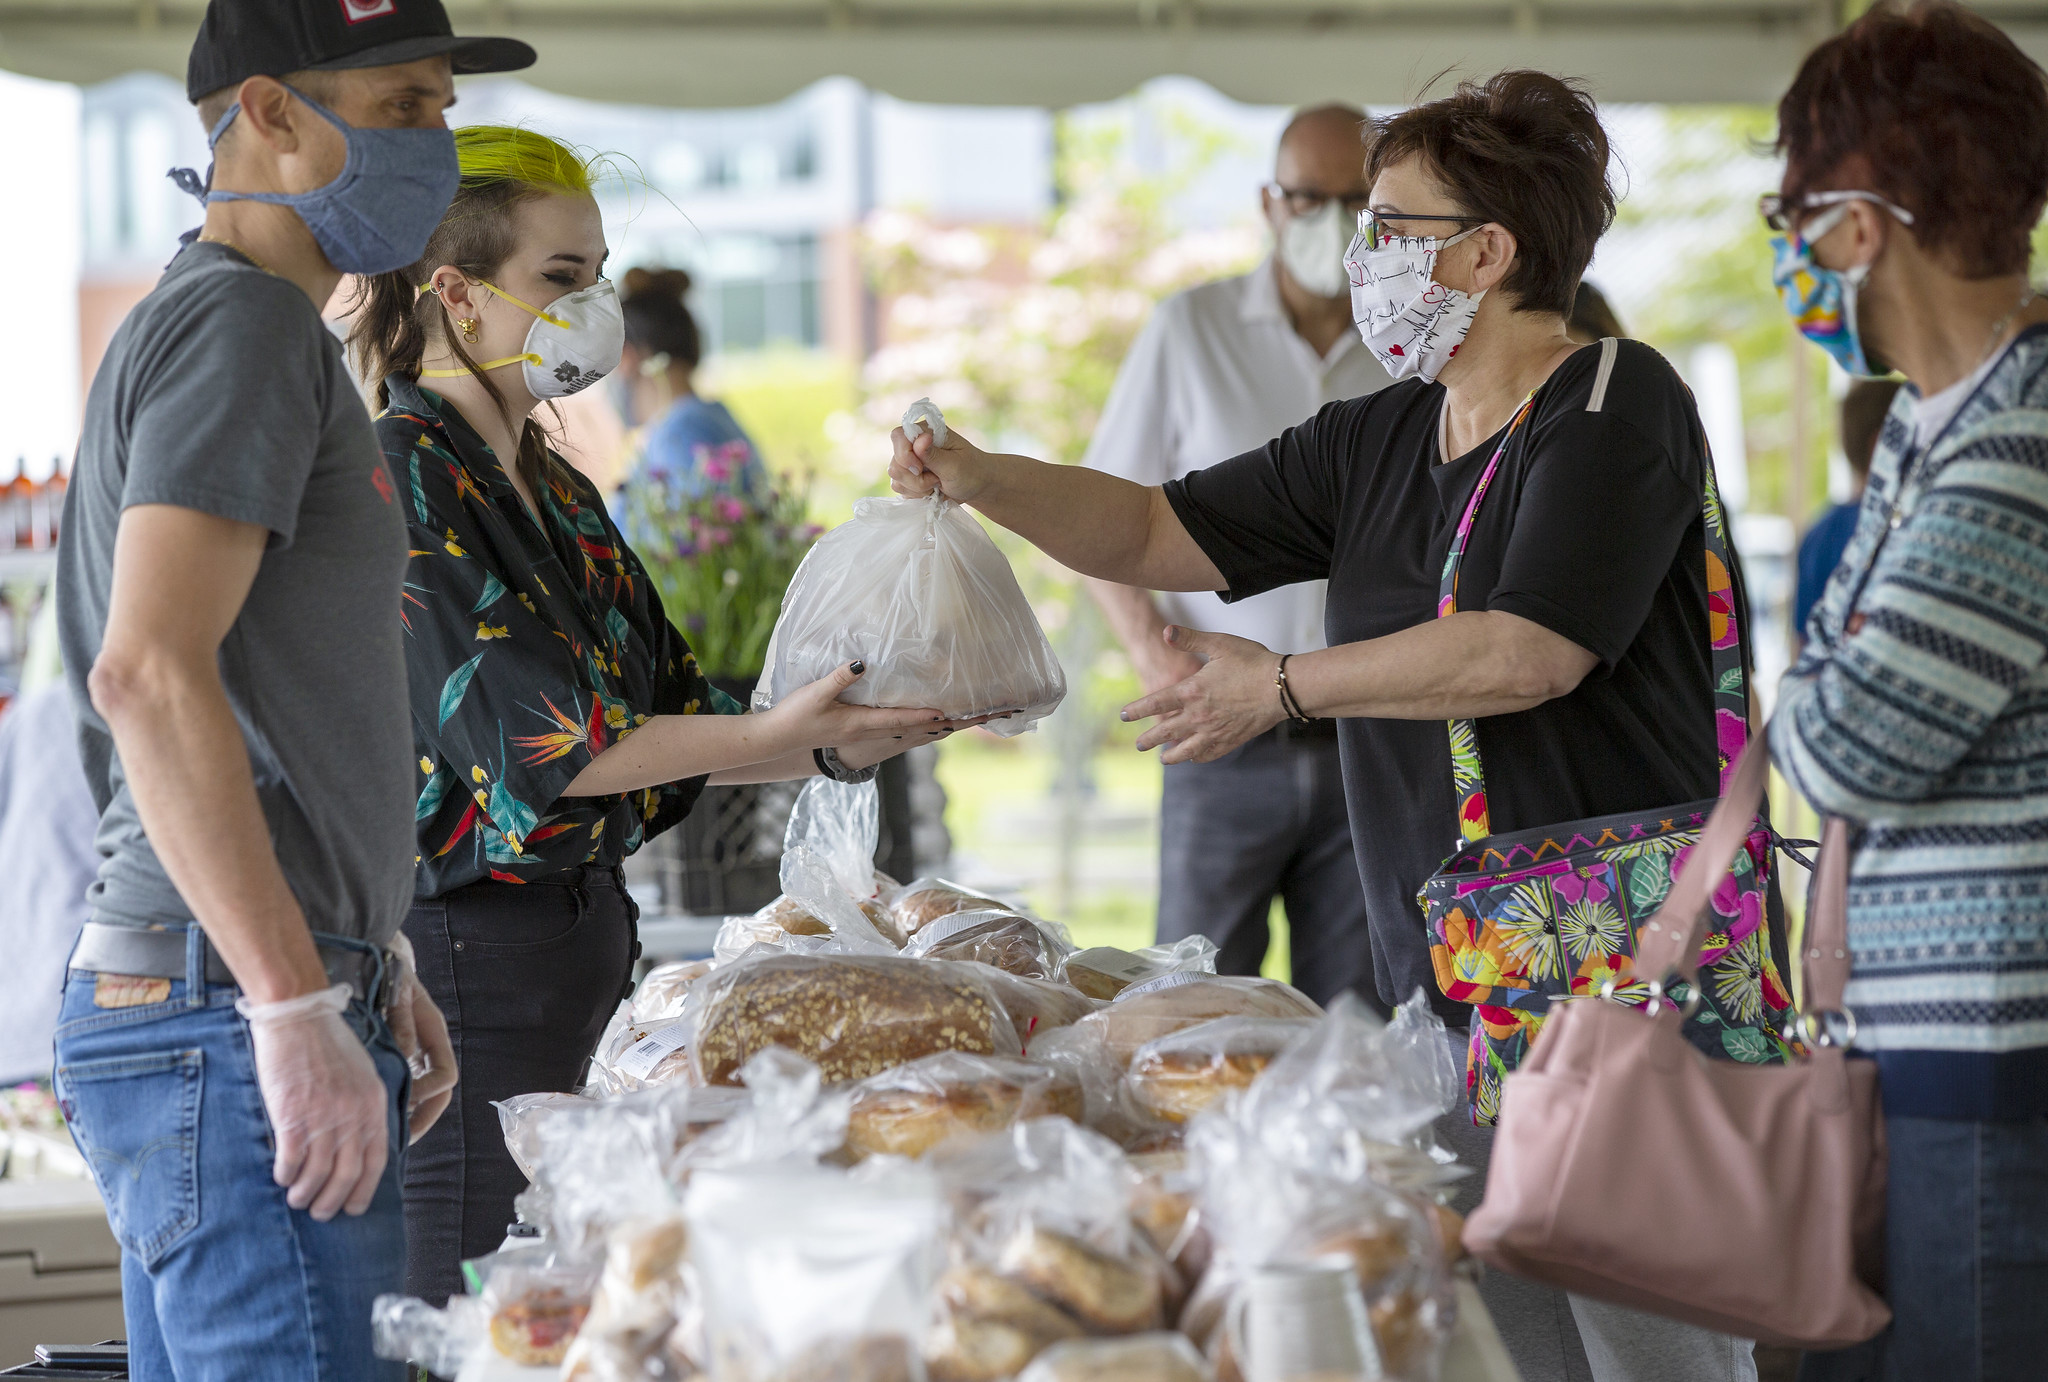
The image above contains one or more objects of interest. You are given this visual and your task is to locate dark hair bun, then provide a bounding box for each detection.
[624,266,692,302]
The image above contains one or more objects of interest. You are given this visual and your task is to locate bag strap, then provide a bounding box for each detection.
[1439,338,1754,845]
[1634,735,1850,1018]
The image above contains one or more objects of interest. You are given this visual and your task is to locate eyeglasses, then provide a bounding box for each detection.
[1355,209,1491,251]
[1758,189,1916,237]
[1268,183,1373,218]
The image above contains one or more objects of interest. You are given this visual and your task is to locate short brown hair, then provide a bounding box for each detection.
[1366,71,1614,316]
[1776,1,2048,279]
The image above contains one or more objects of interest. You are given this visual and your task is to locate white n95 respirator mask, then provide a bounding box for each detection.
[422,278,625,399]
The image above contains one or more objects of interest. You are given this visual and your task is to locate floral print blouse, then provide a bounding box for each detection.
[376,376,739,897]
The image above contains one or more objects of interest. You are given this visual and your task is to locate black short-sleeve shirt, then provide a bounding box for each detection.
[1164,340,1717,1020]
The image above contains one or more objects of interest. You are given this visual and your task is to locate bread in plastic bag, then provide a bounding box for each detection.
[905,908,1075,980]
[891,877,1014,939]
[927,1264,1088,1381]
[371,1292,488,1379]
[1016,1333,1211,1382]
[635,959,717,1025]
[1038,974,1321,1069]
[1121,1016,1317,1126]
[844,1052,1083,1160]
[685,1159,945,1382]
[717,780,907,965]
[973,969,1099,1050]
[481,1250,600,1366]
[493,1090,592,1182]
[752,492,1066,736]
[682,951,1022,1085]
[560,1214,694,1382]
[1060,937,1218,1002]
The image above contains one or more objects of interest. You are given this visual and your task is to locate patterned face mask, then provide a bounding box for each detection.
[1344,223,1485,383]
[1771,204,1875,377]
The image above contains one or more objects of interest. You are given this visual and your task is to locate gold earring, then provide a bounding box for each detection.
[457,317,480,344]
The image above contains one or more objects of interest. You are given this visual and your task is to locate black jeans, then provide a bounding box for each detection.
[400,867,638,1307]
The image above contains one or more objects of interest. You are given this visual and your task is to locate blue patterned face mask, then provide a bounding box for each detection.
[170,88,459,277]
[1770,204,1875,377]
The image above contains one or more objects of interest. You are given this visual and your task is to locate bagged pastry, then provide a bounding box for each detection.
[1040,974,1322,1069]
[685,1160,945,1382]
[1060,937,1218,1002]
[719,779,906,961]
[681,952,1021,1085]
[926,1265,1087,1381]
[634,959,716,1025]
[892,877,1014,939]
[478,1251,601,1367]
[845,1053,1084,1160]
[905,908,1075,980]
[1122,1016,1316,1125]
[1016,1333,1210,1382]
[752,484,1066,736]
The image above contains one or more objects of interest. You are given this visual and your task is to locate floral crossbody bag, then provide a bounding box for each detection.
[1417,339,1799,1125]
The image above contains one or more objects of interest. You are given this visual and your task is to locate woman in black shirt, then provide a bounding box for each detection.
[889,73,1770,1382]
[349,125,963,1308]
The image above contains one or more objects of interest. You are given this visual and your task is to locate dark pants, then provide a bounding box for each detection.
[1158,727,1381,1010]
[1799,1111,2048,1382]
[400,868,638,1307]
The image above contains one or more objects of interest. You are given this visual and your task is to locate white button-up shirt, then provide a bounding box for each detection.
[1084,258,1390,652]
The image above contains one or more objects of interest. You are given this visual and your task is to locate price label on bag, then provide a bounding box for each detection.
[614,1022,689,1080]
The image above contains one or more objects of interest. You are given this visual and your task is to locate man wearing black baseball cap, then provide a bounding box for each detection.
[54,3,529,1377]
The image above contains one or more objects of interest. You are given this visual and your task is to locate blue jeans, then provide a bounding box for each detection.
[1799,1111,2048,1382]
[53,934,408,1382]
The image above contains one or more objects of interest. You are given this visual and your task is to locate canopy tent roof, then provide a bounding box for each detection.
[1,0,2044,107]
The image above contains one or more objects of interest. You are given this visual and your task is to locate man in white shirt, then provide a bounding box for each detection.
[1084,104,1390,1005]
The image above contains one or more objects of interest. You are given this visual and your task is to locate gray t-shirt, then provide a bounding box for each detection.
[58,241,414,945]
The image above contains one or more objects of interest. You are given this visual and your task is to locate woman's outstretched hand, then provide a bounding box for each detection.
[1120,626,1289,764]
[890,421,993,503]
[769,660,983,750]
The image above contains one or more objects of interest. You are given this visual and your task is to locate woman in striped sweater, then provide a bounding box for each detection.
[1765,4,2048,1374]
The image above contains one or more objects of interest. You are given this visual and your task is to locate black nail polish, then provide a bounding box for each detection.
[850,660,865,675]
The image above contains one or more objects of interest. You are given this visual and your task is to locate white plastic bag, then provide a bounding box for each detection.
[753,493,1066,736]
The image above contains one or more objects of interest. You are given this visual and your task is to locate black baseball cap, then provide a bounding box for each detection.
[186,0,535,102]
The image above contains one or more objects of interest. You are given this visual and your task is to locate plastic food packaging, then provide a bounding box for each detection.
[371,1292,488,1379]
[634,959,717,1025]
[932,1118,1174,1342]
[976,970,1100,1051]
[560,1214,694,1382]
[680,952,1021,1086]
[1016,1333,1211,1382]
[493,1091,592,1182]
[752,488,1067,736]
[685,1160,945,1382]
[927,1265,1088,1381]
[1122,1017,1317,1126]
[1060,938,1219,1002]
[905,908,1076,980]
[591,1014,698,1095]
[481,1252,600,1366]
[892,878,1014,939]
[1039,975,1322,1069]
[844,1052,1084,1160]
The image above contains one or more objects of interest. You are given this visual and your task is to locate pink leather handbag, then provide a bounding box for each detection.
[1463,737,1890,1349]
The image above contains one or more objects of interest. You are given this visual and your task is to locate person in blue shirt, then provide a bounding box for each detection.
[1793,377,1900,641]
[615,267,770,526]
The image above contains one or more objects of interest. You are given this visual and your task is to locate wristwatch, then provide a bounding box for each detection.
[814,746,880,785]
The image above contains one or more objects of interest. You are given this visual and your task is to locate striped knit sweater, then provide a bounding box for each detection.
[1770,324,2048,1120]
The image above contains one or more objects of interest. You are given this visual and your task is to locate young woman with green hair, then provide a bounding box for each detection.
[349,124,964,1305]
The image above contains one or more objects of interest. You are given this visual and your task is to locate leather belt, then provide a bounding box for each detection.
[69,921,387,1006]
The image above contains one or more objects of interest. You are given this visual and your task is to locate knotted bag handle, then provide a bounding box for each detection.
[1632,735,1851,1025]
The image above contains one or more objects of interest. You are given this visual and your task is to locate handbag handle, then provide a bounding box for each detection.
[1633,735,1851,1024]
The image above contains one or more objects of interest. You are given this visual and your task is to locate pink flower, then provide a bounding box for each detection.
[706,526,732,547]
[1551,868,1611,907]
[1716,708,1748,779]
[714,496,748,523]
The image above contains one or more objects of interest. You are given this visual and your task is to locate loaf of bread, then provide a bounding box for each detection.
[1123,1016,1314,1123]
[909,910,1073,980]
[846,1054,1085,1160]
[995,1224,1163,1334]
[892,879,1009,938]
[1060,947,1167,1001]
[691,954,1017,1086]
[1015,1333,1209,1382]
[925,1266,1086,1382]
[978,971,1099,1045]
[489,1288,590,1366]
[1047,975,1323,1068]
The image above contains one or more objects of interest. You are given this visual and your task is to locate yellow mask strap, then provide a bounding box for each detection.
[415,278,562,378]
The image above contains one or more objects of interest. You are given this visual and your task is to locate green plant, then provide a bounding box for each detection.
[625,465,822,680]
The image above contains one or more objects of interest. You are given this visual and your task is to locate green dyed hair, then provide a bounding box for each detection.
[348,124,598,495]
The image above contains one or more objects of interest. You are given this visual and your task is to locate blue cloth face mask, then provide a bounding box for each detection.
[1768,192,1913,379]
[170,89,459,277]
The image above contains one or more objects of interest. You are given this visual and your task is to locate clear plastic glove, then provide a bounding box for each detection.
[236,984,392,1221]
[382,933,458,1144]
